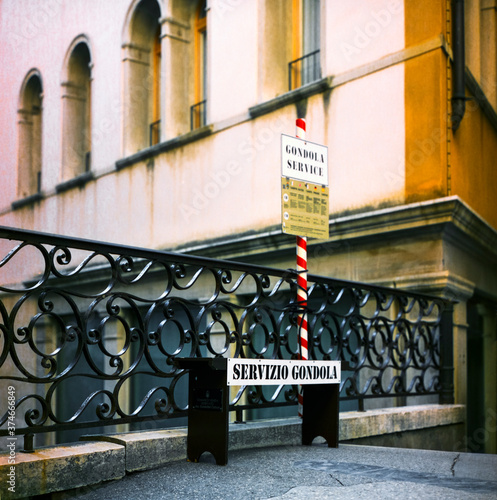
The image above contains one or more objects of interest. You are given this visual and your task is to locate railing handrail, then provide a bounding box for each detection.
[0,225,445,303]
[288,49,321,67]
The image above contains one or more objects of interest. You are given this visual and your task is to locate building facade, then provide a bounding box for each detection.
[0,0,496,452]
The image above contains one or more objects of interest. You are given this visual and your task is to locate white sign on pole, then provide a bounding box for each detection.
[281,134,330,239]
[226,358,341,386]
[281,134,328,186]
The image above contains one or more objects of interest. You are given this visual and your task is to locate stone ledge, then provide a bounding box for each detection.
[0,441,125,499]
[79,404,464,473]
[229,417,302,450]
[80,418,302,474]
[340,404,466,440]
[115,125,214,170]
[80,428,187,473]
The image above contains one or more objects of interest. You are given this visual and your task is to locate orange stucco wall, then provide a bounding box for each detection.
[404,0,448,203]
[404,0,497,230]
[451,96,497,229]
[404,50,448,202]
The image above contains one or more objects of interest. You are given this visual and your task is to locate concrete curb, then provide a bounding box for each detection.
[0,404,465,498]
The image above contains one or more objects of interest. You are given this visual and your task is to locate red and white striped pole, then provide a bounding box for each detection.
[296,118,308,418]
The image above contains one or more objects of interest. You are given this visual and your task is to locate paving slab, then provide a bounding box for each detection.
[57,444,497,500]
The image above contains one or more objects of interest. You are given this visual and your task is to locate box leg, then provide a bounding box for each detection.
[302,384,339,447]
[187,368,229,465]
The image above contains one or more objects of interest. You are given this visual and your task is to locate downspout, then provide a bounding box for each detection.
[451,0,466,131]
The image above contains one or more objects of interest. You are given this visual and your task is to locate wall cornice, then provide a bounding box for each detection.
[176,196,497,267]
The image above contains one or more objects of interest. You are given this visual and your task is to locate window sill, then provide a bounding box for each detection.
[249,77,332,119]
[116,124,214,171]
[56,171,94,194]
[11,192,44,210]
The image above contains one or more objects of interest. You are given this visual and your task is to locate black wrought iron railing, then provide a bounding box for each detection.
[190,100,207,130]
[289,50,321,91]
[150,120,161,146]
[0,226,453,450]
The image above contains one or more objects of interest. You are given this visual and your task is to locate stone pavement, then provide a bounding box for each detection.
[56,443,497,500]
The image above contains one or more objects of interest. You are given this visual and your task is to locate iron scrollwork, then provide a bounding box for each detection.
[0,226,451,446]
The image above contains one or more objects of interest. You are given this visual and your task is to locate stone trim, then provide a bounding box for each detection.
[465,68,497,132]
[115,124,214,171]
[55,171,94,193]
[173,196,497,265]
[11,192,43,210]
[249,35,450,120]
[332,34,450,88]
[249,77,331,119]
[371,271,476,301]
[121,43,151,65]
[160,16,190,43]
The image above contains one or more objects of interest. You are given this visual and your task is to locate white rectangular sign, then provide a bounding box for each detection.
[227,358,340,386]
[281,134,328,186]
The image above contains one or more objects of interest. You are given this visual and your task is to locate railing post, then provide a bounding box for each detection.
[22,433,34,453]
[234,409,245,424]
[440,301,455,404]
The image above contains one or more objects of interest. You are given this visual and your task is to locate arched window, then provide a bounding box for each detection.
[61,40,92,181]
[290,0,321,89]
[123,0,162,155]
[17,72,43,198]
[191,0,207,129]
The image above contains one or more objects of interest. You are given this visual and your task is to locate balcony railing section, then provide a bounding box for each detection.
[150,120,161,146]
[289,50,321,91]
[84,151,91,172]
[0,226,453,450]
[190,100,207,130]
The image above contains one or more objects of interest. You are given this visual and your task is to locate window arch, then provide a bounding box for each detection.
[61,38,92,181]
[17,71,43,198]
[122,0,162,155]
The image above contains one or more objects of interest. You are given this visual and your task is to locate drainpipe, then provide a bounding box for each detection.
[451,0,466,131]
